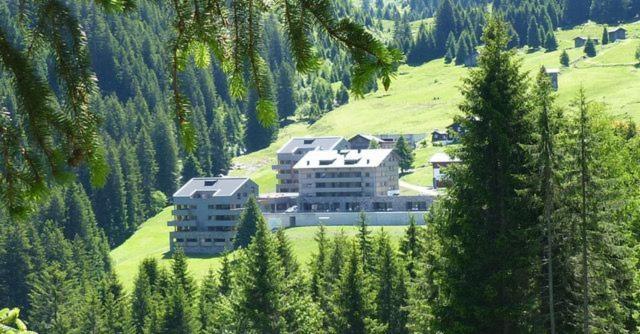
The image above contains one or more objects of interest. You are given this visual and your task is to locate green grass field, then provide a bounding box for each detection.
[231,21,640,192]
[111,208,411,290]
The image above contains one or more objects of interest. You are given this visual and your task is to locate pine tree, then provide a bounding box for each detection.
[234,196,263,249]
[160,286,200,334]
[93,145,129,246]
[532,67,562,334]
[454,34,470,66]
[198,269,219,331]
[444,32,456,64]
[236,210,286,333]
[394,136,414,174]
[28,264,80,334]
[373,231,408,334]
[275,228,299,277]
[218,254,233,297]
[434,0,456,54]
[120,141,145,235]
[563,0,591,26]
[399,215,421,278]
[527,17,542,48]
[154,117,180,197]
[181,154,203,182]
[545,32,558,51]
[0,223,34,311]
[602,27,609,45]
[136,125,159,215]
[560,50,570,66]
[130,264,157,334]
[432,16,540,332]
[209,110,232,176]
[331,242,380,334]
[170,248,195,299]
[356,212,374,273]
[584,38,597,57]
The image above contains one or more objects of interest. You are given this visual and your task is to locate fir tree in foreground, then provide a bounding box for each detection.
[431,16,540,332]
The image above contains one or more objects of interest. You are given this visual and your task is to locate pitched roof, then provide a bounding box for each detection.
[429,152,461,164]
[293,149,394,169]
[276,136,346,154]
[609,27,626,32]
[349,134,383,143]
[173,177,253,197]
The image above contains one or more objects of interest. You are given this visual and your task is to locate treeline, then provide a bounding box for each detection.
[403,0,640,66]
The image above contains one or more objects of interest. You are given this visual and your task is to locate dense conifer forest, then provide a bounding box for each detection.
[2,0,640,333]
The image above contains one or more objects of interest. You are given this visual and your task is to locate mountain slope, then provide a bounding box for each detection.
[231,21,640,191]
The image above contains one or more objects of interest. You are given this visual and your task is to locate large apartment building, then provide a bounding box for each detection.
[293,149,401,211]
[272,136,349,193]
[169,177,258,254]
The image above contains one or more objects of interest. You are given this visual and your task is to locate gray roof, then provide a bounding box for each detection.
[293,149,394,169]
[277,136,346,154]
[610,27,626,32]
[349,134,383,143]
[429,152,461,164]
[173,177,252,198]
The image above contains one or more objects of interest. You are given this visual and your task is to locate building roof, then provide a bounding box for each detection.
[429,152,461,164]
[545,68,560,74]
[432,129,448,135]
[349,134,383,143]
[173,177,253,198]
[276,136,346,154]
[293,149,394,169]
[574,36,587,40]
[609,27,626,32]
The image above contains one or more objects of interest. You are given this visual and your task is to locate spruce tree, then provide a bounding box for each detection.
[399,215,421,278]
[181,154,203,182]
[332,242,380,334]
[130,264,157,334]
[28,264,79,334]
[527,17,542,48]
[373,231,409,334]
[563,0,591,26]
[236,209,286,333]
[454,35,470,66]
[234,196,263,249]
[136,125,159,215]
[444,32,457,64]
[394,136,414,174]
[170,248,195,299]
[432,16,540,332]
[0,223,33,311]
[602,27,609,45]
[434,0,456,54]
[584,38,597,57]
[160,286,200,334]
[532,67,562,334]
[559,51,569,68]
[154,117,180,197]
[356,212,374,273]
[93,145,129,246]
[198,269,219,331]
[209,111,232,176]
[545,32,558,51]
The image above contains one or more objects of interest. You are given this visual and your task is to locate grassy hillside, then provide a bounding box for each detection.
[111,208,409,289]
[230,21,640,191]
[113,22,640,289]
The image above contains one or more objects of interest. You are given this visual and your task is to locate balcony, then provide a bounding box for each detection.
[168,220,197,227]
[272,164,290,170]
[276,173,294,180]
[172,209,195,216]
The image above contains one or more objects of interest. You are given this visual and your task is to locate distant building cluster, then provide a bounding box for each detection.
[169,133,436,254]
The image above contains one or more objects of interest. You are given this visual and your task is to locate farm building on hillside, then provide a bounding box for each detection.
[169,177,258,254]
[432,122,465,145]
[429,152,461,188]
[546,68,559,91]
[574,36,599,48]
[608,27,627,41]
[349,134,385,150]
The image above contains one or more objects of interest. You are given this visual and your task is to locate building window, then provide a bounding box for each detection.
[204,238,212,242]
[213,238,226,242]
[175,238,184,242]
[186,238,197,242]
